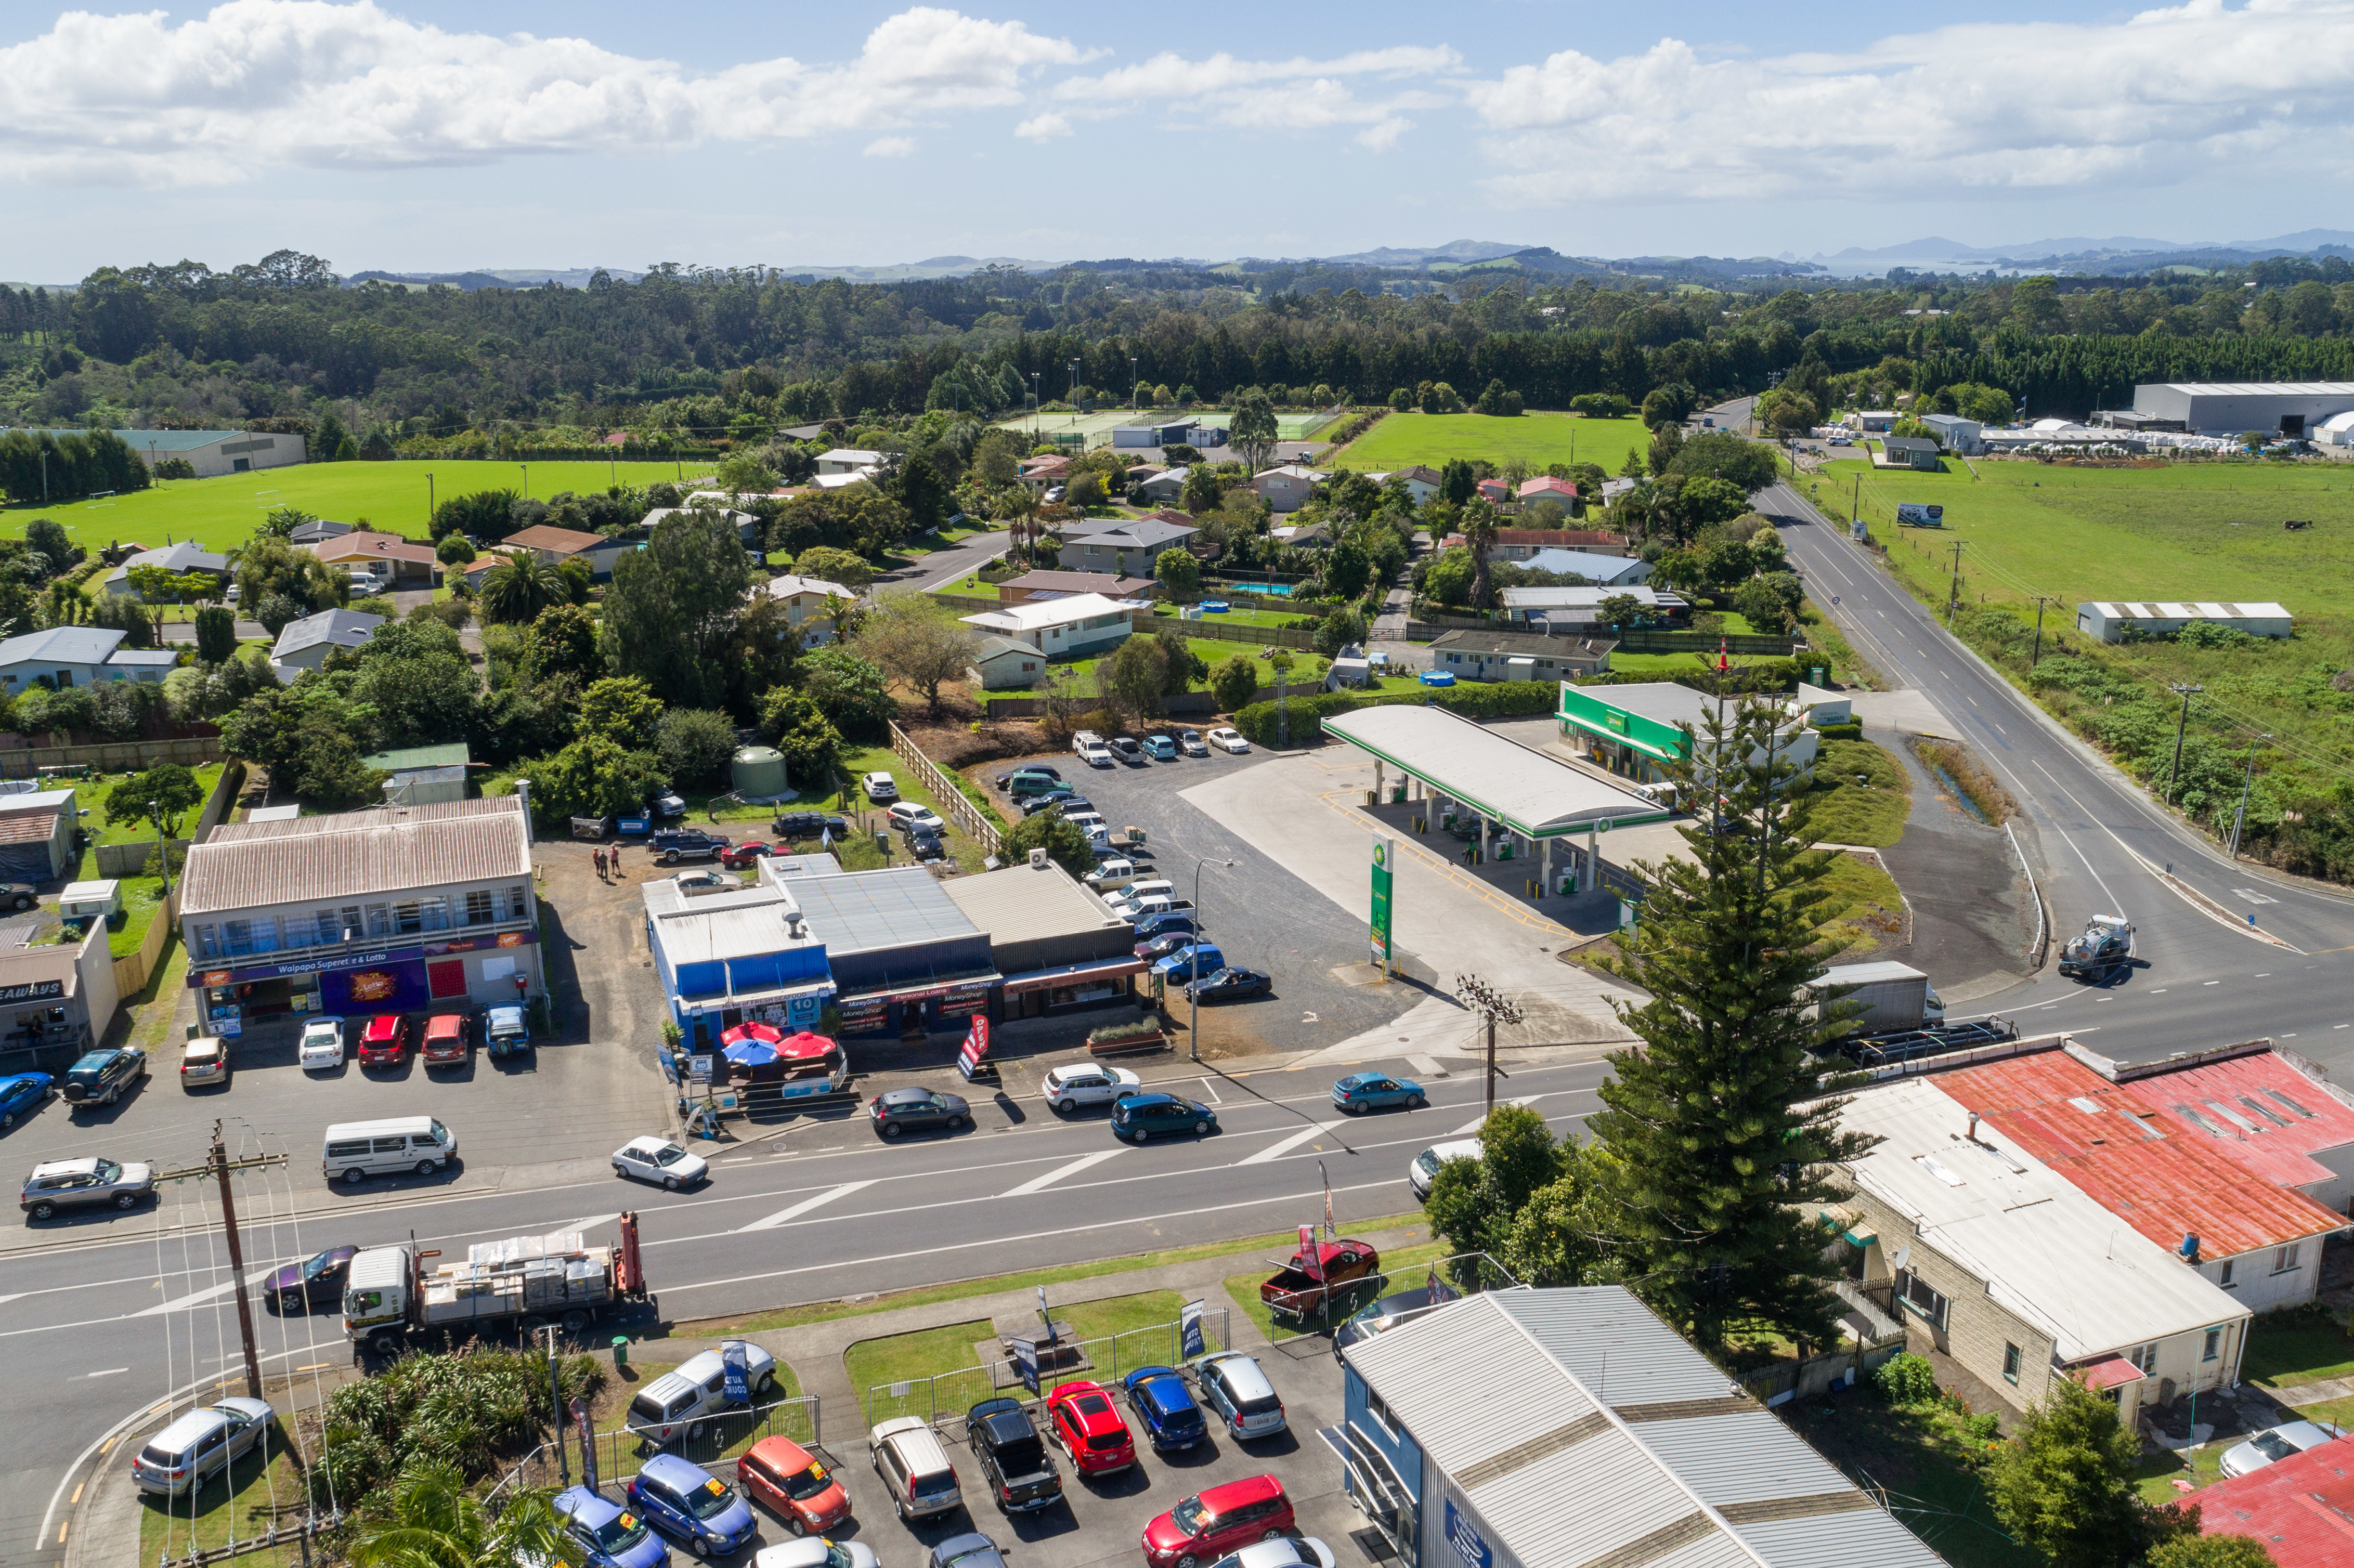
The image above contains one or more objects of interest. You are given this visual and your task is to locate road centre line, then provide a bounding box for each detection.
[1452,1095,1544,1135]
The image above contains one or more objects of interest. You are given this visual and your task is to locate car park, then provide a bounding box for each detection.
[614,1135,710,1189]
[1142,734,1177,761]
[358,1014,410,1069]
[1408,1139,1483,1199]
[1121,1366,1207,1451]
[1108,736,1145,764]
[737,1434,852,1536]
[21,1155,155,1220]
[1152,942,1224,979]
[2220,1419,2346,1478]
[1204,1539,1338,1568]
[1188,1352,1286,1439]
[0,1070,55,1131]
[1332,1072,1425,1114]
[869,1415,963,1522]
[180,1034,230,1088]
[870,1087,970,1138]
[62,1047,147,1108]
[1130,910,1199,944]
[654,829,729,865]
[1142,1474,1295,1568]
[755,1540,880,1568]
[627,1343,782,1447]
[265,1244,358,1313]
[420,1012,471,1067]
[1185,968,1269,1004]
[862,772,899,803]
[1073,732,1114,768]
[965,1397,1063,1513]
[888,802,946,834]
[721,840,778,868]
[1045,1379,1135,1476]
[627,1452,761,1559]
[1110,1093,1218,1143]
[929,1534,1008,1568]
[1206,728,1251,754]
[1137,931,1204,963]
[1040,1063,1142,1112]
[129,1397,276,1498]
[553,1485,671,1568]
[1178,730,1208,757]
[297,1017,346,1071]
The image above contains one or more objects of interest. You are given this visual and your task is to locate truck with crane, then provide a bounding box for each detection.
[342,1213,649,1357]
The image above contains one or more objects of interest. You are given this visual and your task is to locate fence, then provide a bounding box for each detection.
[1616,629,1806,656]
[97,838,187,877]
[113,887,178,995]
[887,722,1002,855]
[1737,1279,1908,1407]
[0,736,223,774]
[864,1308,1230,1430]
[926,592,1002,612]
[158,1509,344,1568]
[488,1394,822,1501]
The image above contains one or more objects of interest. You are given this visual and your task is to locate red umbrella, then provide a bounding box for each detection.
[721,1020,784,1048]
[777,1030,835,1060]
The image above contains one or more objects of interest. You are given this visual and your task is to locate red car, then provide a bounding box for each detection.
[1142,1475,1294,1568]
[357,1013,409,1068]
[1047,1379,1135,1476]
[721,841,776,870]
[420,1013,469,1066]
[737,1435,852,1534]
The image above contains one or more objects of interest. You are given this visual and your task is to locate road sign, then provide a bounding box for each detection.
[688,1054,714,1084]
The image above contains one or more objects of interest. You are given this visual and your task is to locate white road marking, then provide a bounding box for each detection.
[999,1150,1125,1198]
[2204,981,2221,986]
[86,1368,126,1379]
[1452,1095,1544,1135]
[1198,1079,1221,1104]
[135,1280,238,1318]
[1241,1121,1345,1166]
[735,1181,876,1233]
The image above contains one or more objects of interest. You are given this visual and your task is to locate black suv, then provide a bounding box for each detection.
[62,1047,147,1109]
[965,1398,1062,1513]
[649,828,728,865]
[771,812,852,842]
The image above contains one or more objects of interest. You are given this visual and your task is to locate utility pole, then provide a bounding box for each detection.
[2030,596,2049,665]
[153,1127,287,1400]
[2166,683,2203,804]
[1188,857,1235,1061]
[1945,541,1964,627]
[1453,974,1523,1120]
[2230,735,2272,858]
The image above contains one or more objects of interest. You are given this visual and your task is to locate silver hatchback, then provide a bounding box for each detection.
[21,1155,154,1221]
[131,1397,276,1496]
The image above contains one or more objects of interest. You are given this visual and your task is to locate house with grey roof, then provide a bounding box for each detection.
[0,626,171,690]
[968,633,1047,690]
[1058,514,1200,576]
[270,608,385,678]
[102,540,232,598]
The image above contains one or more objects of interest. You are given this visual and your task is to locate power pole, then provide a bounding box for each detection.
[2030,596,2049,665]
[2230,734,2272,858]
[2166,683,2203,804]
[154,1127,288,1400]
[1454,974,1523,1120]
[1945,541,1965,627]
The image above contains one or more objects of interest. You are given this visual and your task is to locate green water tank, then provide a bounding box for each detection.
[731,746,789,799]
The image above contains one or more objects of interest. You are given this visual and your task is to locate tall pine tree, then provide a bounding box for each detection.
[1586,690,1872,1356]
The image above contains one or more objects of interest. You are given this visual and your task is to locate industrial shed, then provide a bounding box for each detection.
[2075,601,2292,643]
[2130,382,2354,437]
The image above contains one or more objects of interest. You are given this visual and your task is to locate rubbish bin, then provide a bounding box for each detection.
[612,1336,630,1369]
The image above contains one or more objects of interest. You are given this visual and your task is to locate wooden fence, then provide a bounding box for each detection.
[1171,618,1318,650]
[1403,619,1804,657]
[0,736,222,775]
[113,889,177,996]
[887,723,1002,855]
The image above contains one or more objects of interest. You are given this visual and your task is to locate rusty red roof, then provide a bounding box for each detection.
[2130,1051,2354,1195]
[2191,1433,2354,1566]
[1938,1050,2348,1259]
[0,807,59,846]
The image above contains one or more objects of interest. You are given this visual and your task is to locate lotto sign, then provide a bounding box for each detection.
[1370,834,1394,964]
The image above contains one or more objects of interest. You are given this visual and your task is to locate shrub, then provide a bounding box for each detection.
[1812,720,1863,741]
[314,1345,606,1506]
[1874,1351,1939,1405]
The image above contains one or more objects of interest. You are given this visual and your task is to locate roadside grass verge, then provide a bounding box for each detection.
[1913,739,2013,825]
[1819,851,1905,957]
[137,1420,310,1568]
[1220,1237,1451,1345]
[1798,738,1911,849]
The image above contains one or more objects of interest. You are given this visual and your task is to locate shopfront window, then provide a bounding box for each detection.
[464,891,496,926]
[417,896,449,933]
[193,923,219,960]
[366,903,391,938]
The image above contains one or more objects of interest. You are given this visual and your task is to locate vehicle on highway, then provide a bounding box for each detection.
[771,812,852,841]
[266,1244,358,1313]
[21,1154,155,1220]
[2059,913,2135,981]
[929,1533,1008,1568]
[1408,1139,1482,1200]
[1178,730,1208,757]
[357,1013,410,1069]
[1261,1238,1381,1323]
[1045,1379,1135,1476]
[966,1397,1063,1513]
[62,1046,147,1108]
[0,1070,55,1131]
[862,771,899,803]
[1142,734,1177,761]
[1142,1474,1295,1568]
[1334,1284,1458,1362]
[131,1397,275,1498]
[1187,1352,1287,1439]
[1332,1072,1425,1114]
[627,1342,781,1446]
[1152,942,1224,979]
[754,1539,880,1568]
[1041,1063,1142,1112]
[1203,1539,1337,1568]
[1121,1365,1207,1451]
[2220,1419,2346,1478]
[1206,727,1250,754]
[870,1087,970,1138]
[869,1415,962,1522]
[322,1115,457,1184]
[888,802,946,835]
[1073,731,1115,768]
[628,1452,761,1559]
[485,1004,530,1059]
[297,1017,346,1071]
[554,1484,670,1568]
[614,1135,710,1190]
[654,829,730,865]
[721,840,778,868]
[1185,968,1269,1004]
[1110,1092,1218,1143]
[1137,931,1203,963]
[421,1012,471,1067]
[1131,910,1198,943]
[180,1033,230,1088]
[738,1434,852,1535]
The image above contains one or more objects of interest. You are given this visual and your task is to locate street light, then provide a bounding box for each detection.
[1188,857,1237,1061]
[1454,973,1523,1119]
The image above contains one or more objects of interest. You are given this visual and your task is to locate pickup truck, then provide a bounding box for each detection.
[1260,1236,1381,1323]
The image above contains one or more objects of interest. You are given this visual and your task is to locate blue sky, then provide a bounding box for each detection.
[5,0,2351,281]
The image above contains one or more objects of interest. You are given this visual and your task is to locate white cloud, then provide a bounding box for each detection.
[1054,43,1456,148]
[1014,111,1072,141]
[0,1,1084,184]
[1464,0,2354,202]
[864,136,917,158]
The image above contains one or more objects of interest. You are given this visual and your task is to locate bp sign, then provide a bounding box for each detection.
[1370,834,1394,967]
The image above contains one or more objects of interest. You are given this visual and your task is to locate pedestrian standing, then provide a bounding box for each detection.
[594,846,607,881]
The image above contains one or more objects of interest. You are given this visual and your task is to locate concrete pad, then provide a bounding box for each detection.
[1848,688,1954,738]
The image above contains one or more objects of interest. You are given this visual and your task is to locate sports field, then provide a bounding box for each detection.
[1,459,696,552]
[993,408,1343,447]
[1329,412,1648,475]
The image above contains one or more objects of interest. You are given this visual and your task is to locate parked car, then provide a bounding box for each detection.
[870,1087,970,1139]
[888,802,947,835]
[1072,731,1114,768]
[1142,735,1177,761]
[1185,968,1269,1004]
[420,1012,470,1067]
[0,883,33,911]
[553,1484,671,1568]
[1178,730,1209,757]
[62,1047,147,1108]
[653,829,729,865]
[907,830,947,863]
[1332,1072,1425,1114]
[1130,910,1199,944]
[862,772,899,803]
[1102,878,1174,909]
[1121,1366,1208,1451]
[486,1004,530,1059]
[265,1244,358,1313]
[1261,1238,1381,1322]
[1045,1379,1135,1476]
[1039,1063,1142,1113]
[671,869,735,896]
[1206,728,1251,754]
[1204,1539,1337,1568]
[628,1452,761,1559]
[180,1034,230,1088]
[0,1070,55,1131]
[130,1397,276,1498]
[1142,1474,1294,1568]
[649,787,690,819]
[297,1017,346,1072]
[1083,859,1139,891]
[869,1415,962,1522]
[1408,1139,1482,1200]
[1021,792,1082,817]
[627,1342,781,1447]
[1110,1093,1218,1143]
[721,840,778,868]
[21,1155,155,1220]
[995,764,1062,788]
[1152,943,1225,979]
[357,1014,410,1069]
[929,1535,1007,1568]
[965,1397,1063,1513]
[2220,1419,2346,1478]
[737,1434,852,1536]
[755,1540,879,1568]
[1108,736,1145,764]
[614,1135,710,1190]
[1136,931,1203,964]
[771,812,851,842]
[1187,1352,1287,1439]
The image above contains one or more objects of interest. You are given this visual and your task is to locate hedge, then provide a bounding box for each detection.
[1575,659,1804,695]
[1232,679,1561,748]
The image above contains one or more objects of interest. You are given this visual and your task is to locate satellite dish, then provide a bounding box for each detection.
[1889,1245,1913,1271]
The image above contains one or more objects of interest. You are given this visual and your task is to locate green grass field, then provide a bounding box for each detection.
[1331,412,1648,476]
[4,460,697,553]
[993,408,1342,447]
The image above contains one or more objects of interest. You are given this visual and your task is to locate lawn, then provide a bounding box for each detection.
[1330,411,1649,476]
[1821,850,1906,957]
[1777,1397,2034,1568]
[137,1417,312,1568]
[1799,738,1912,849]
[6,459,692,553]
[846,1318,1000,1426]
[2242,1304,2354,1390]
[833,742,993,873]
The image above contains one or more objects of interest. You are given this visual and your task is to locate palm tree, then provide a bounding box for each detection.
[1461,499,1501,611]
[351,1462,564,1568]
[476,550,564,625]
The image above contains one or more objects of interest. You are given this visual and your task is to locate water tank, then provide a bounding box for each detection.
[731,746,789,798]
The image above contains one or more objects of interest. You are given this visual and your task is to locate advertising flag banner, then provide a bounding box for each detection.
[573,1396,598,1490]
[1179,1298,1207,1360]
[722,1340,751,1404]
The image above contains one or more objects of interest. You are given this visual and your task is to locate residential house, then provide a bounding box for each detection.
[0,627,176,689]
[1598,477,1638,508]
[1474,477,1512,503]
[969,634,1046,690]
[498,524,608,568]
[1360,465,1441,503]
[1443,527,1633,560]
[814,447,885,477]
[359,742,471,807]
[639,505,760,550]
[762,572,857,645]
[2184,1430,2354,1564]
[994,570,1158,605]
[1844,409,1900,432]
[270,607,385,679]
[1497,585,1684,627]
[1516,548,1651,585]
[1058,515,1199,577]
[1017,454,1071,496]
[1133,466,1188,505]
[1250,464,1323,513]
[306,530,440,590]
[288,519,353,547]
[1879,435,1943,471]
[1270,520,1332,549]
[102,540,230,598]
[2114,1044,2354,1218]
[1427,628,1614,682]
[1516,475,1580,507]
[958,592,1146,659]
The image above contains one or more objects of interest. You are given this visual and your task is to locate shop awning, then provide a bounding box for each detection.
[678,978,833,1016]
[999,955,1147,995]
[2071,1354,2147,1392]
[836,970,1000,1007]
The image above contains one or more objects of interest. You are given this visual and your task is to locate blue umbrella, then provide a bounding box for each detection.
[722,1038,780,1067]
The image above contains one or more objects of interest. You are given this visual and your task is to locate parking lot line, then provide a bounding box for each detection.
[1240,1121,1344,1166]
[998,1149,1125,1197]
[735,1181,877,1233]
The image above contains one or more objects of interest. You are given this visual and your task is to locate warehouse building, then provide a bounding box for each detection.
[113,428,307,478]
[2075,601,2292,643]
[2130,382,2354,437]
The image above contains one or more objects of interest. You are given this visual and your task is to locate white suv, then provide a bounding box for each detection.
[626,1341,781,1445]
[862,772,899,803]
[1072,731,1114,767]
[1041,1064,1142,1113]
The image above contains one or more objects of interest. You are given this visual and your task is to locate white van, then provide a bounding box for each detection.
[1102,878,1173,909]
[322,1117,457,1184]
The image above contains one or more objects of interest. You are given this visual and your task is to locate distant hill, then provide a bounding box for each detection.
[774,256,1056,282]
[1311,239,1532,267]
[346,267,645,291]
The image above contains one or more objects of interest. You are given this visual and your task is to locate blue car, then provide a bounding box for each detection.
[1121,1366,1208,1451]
[0,1071,54,1132]
[553,1485,670,1568]
[1332,1072,1426,1115]
[625,1454,757,1559]
[1152,943,1224,979]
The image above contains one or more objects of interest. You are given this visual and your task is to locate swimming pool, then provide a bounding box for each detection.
[1217,583,1295,597]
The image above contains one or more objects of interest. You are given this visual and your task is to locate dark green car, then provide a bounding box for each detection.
[1110,1093,1218,1143]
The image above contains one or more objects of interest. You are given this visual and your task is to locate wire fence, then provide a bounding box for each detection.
[863,1308,1230,1430]
[487,1394,823,1502]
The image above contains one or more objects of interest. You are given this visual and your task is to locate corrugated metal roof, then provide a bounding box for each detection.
[782,867,978,956]
[2126,1050,2354,1196]
[0,807,60,846]
[183,797,531,916]
[0,626,124,668]
[2186,1432,2354,1566]
[1344,1290,1946,1568]
[942,861,1126,946]
[1938,1051,2348,1258]
[1319,704,1655,838]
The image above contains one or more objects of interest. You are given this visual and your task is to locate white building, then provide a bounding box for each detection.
[762,573,857,645]
[2131,381,2354,437]
[1516,548,1651,585]
[270,607,385,678]
[0,627,175,689]
[102,540,231,598]
[958,592,1146,658]
[1496,585,1684,628]
[814,448,885,476]
[1919,413,1982,453]
[2075,600,2291,643]
[111,428,307,478]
